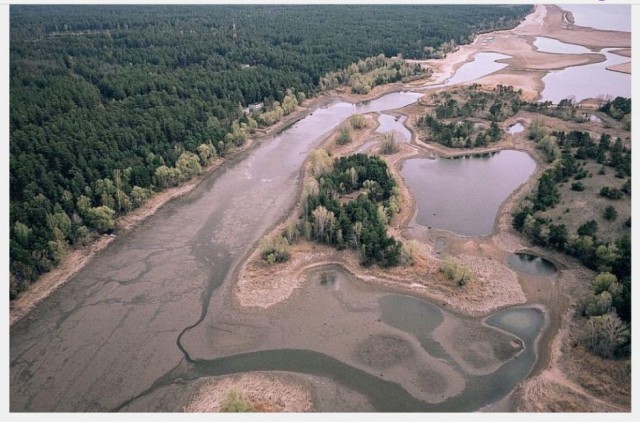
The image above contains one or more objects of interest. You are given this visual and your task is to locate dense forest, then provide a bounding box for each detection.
[9,4,531,298]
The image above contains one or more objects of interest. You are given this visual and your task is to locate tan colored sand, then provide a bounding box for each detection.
[607,62,631,74]
[517,5,630,49]
[405,4,629,102]
[184,372,312,412]
[236,242,336,309]
[610,48,630,58]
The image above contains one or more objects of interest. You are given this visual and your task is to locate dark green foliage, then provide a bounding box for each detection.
[9,4,531,298]
[571,181,585,191]
[600,186,624,200]
[418,85,519,148]
[599,97,631,120]
[603,206,618,221]
[547,223,568,250]
[512,118,631,325]
[534,170,560,211]
[512,206,532,231]
[577,220,599,238]
[303,154,401,267]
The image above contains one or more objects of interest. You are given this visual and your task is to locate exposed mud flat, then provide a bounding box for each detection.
[184,263,542,409]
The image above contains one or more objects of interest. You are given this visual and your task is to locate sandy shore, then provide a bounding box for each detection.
[516,5,630,49]
[606,62,631,74]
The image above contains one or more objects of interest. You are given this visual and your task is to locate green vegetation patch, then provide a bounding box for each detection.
[417,85,523,148]
[289,153,404,267]
[512,120,631,325]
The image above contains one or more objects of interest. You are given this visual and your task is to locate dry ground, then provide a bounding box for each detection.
[184,372,313,412]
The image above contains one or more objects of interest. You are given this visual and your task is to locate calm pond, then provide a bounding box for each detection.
[401,150,536,236]
[508,253,557,277]
[444,52,511,86]
[507,122,525,135]
[376,113,411,141]
[533,37,592,55]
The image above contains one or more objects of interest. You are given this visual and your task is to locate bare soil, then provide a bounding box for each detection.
[183,371,313,412]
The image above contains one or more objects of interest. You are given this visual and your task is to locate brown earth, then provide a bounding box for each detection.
[183,371,313,412]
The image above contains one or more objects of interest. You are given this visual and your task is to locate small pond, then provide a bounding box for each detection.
[376,113,411,141]
[444,52,511,86]
[508,253,557,277]
[507,122,525,135]
[401,150,536,236]
[533,37,592,55]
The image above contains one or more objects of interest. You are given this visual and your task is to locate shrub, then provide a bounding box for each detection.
[401,240,420,266]
[337,126,352,145]
[380,131,399,154]
[577,220,598,237]
[220,389,254,412]
[440,256,473,285]
[603,205,618,221]
[350,114,367,130]
[581,312,630,359]
[571,182,585,191]
[600,186,624,200]
[259,235,290,264]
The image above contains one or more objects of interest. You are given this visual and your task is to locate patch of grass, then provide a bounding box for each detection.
[220,389,254,412]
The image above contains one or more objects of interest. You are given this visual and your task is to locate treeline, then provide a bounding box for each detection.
[319,55,427,94]
[283,152,405,267]
[525,97,631,130]
[10,5,530,298]
[416,115,501,148]
[599,97,631,130]
[512,128,631,325]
